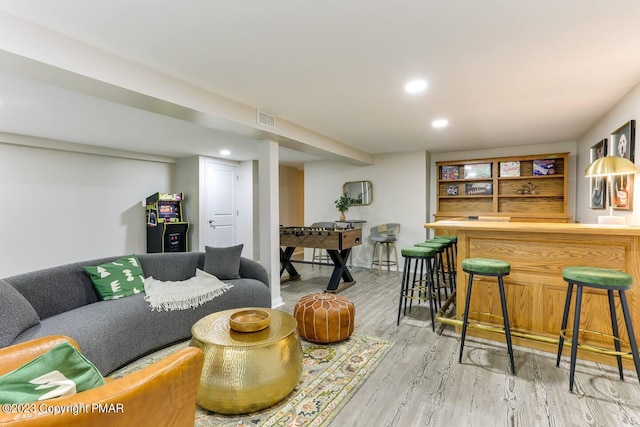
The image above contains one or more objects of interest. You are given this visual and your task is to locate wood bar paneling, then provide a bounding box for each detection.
[426,220,640,367]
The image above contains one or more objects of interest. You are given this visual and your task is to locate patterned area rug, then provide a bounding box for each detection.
[110,333,392,426]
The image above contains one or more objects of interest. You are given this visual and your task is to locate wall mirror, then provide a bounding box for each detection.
[343,180,373,206]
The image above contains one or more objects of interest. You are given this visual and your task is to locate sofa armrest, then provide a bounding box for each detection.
[0,346,204,427]
[0,335,80,375]
[239,257,269,288]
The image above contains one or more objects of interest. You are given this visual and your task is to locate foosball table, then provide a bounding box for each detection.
[279,226,362,292]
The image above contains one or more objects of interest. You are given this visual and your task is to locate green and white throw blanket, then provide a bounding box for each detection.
[143,268,233,311]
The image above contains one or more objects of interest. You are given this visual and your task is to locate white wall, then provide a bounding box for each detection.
[239,160,257,260]
[0,141,173,277]
[175,156,202,250]
[576,82,640,225]
[0,141,262,279]
[304,151,427,268]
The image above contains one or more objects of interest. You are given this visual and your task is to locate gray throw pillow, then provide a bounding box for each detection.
[0,280,40,347]
[204,244,243,280]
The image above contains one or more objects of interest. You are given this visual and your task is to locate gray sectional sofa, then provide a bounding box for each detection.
[0,252,271,375]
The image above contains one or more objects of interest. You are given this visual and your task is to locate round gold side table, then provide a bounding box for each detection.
[190,308,303,415]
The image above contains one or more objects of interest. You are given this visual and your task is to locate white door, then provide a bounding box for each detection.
[205,160,238,247]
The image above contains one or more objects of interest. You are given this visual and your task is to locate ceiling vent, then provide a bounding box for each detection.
[256,110,276,129]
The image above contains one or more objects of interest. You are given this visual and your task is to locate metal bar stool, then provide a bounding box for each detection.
[459,257,515,375]
[556,266,640,393]
[369,224,400,276]
[433,235,457,292]
[414,241,449,307]
[397,246,438,331]
[435,234,457,264]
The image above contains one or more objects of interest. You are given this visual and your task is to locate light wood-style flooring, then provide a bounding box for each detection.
[278,263,640,427]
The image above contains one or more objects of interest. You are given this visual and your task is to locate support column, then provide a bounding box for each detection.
[258,140,283,308]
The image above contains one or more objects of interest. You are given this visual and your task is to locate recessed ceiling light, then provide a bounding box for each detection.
[432,119,448,128]
[220,149,231,156]
[405,79,428,94]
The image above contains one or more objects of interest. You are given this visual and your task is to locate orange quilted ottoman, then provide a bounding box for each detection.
[293,293,355,343]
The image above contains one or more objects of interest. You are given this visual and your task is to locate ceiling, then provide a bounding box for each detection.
[1,1,640,165]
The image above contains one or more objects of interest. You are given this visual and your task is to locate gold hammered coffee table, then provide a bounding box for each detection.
[190,307,303,415]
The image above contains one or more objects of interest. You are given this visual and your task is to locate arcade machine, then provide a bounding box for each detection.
[146,192,190,253]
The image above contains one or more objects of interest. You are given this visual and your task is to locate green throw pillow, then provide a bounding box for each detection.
[0,342,105,404]
[84,255,145,300]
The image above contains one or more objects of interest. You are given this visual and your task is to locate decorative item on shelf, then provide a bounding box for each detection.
[500,161,521,177]
[465,182,493,195]
[446,184,459,196]
[533,159,556,175]
[335,192,362,222]
[516,182,537,195]
[464,163,492,179]
[584,155,638,224]
[441,165,459,180]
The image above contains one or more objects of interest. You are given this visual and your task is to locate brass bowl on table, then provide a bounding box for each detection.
[229,309,270,332]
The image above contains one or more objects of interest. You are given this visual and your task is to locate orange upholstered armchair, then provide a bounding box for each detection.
[0,336,204,427]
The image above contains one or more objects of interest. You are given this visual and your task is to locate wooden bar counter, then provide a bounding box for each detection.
[425,218,640,367]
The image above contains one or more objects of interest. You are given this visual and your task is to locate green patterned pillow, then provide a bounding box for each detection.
[0,342,105,403]
[84,255,145,300]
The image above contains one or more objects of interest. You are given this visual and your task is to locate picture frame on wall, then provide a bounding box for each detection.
[589,139,607,209]
[611,120,635,162]
[613,173,634,211]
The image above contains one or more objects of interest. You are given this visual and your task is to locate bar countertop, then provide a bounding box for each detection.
[425,218,640,237]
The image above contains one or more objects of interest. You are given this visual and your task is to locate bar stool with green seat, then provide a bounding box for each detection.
[414,240,449,307]
[397,246,439,331]
[433,235,457,292]
[459,257,515,375]
[556,266,640,393]
[435,235,457,264]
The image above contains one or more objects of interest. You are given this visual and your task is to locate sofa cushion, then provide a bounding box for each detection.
[84,255,145,300]
[0,280,40,348]
[204,244,243,279]
[0,341,104,403]
[138,252,204,282]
